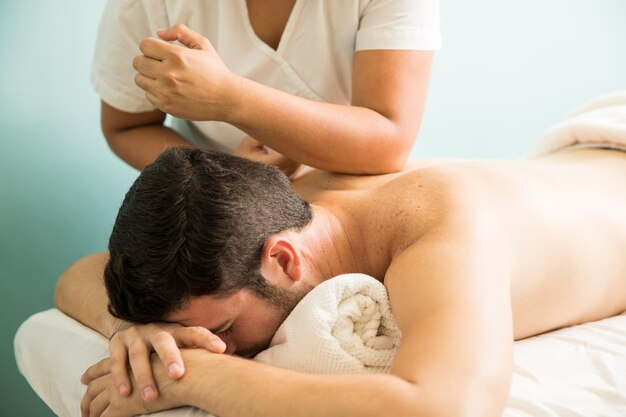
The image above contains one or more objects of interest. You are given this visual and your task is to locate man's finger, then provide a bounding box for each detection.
[86,390,110,417]
[108,343,131,396]
[81,358,110,385]
[132,55,160,79]
[99,406,115,417]
[174,326,227,353]
[81,376,108,417]
[127,341,158,402]
[157,24,209,50]
[152,331,185,379]
[80,384,92,417]
[138,37,178,61]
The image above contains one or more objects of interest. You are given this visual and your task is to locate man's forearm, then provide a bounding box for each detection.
[54,252,124,338]
[226,78,412,174]
[105,125,192,171]
[169,351,430,417]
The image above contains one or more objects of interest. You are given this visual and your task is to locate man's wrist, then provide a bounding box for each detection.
[101,313,129,339]
[172,349,225,409]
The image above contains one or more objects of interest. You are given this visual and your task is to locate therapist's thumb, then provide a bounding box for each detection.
[157,24,209,50]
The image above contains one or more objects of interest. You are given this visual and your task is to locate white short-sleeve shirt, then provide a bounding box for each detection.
[92,0,441,152]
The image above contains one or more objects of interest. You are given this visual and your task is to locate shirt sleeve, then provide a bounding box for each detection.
[91,0,167,112]
[355,0,441,51]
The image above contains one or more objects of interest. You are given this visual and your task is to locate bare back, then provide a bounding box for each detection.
[293,148,626,340]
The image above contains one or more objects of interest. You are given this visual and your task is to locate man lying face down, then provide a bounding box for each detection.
[104,149,317,359]
[56,146,626,417]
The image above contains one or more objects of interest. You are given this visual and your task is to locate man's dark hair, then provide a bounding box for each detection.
[104,147,312,324]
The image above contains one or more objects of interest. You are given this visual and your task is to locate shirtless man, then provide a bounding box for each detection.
[55,146,626,417]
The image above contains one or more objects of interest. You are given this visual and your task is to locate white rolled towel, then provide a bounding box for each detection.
[531,90,626,156]
[254,273,402,374]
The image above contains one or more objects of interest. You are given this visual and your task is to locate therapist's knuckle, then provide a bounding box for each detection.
[179,48,193,62]
[82,367,94,380]
[160,101,172,113]
[173,23,187,32]
[85,382,96,399]
[145,92,158,106]
[169,50,185,66]
[139,38,151,53]
[200,38,212,50]
[161,68,177,82]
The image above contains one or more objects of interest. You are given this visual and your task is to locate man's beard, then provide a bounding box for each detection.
[239,282,314,359]
[273,281,315,322]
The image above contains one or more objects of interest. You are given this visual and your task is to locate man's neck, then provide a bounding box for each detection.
[294,205,383,284]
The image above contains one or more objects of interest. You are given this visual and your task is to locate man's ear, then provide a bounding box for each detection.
[260,236,302,286]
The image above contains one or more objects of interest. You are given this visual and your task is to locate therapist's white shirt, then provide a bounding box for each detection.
[92,0,441,152]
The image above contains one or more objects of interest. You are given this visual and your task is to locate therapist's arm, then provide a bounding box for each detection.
[101,101,192,170]
[231,50,433,174]
[138,26,433,174]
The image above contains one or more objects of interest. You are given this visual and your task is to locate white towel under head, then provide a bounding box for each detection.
[254,273,401,374]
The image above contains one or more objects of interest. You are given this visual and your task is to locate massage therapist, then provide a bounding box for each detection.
[92,0,441,174]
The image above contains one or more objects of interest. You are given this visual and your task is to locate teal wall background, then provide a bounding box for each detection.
[0,1,624,416]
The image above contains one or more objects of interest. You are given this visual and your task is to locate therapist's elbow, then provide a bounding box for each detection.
[379,147,411,174]
[365,114,419,174]
[365,132,414,174]
[101,128,126,158]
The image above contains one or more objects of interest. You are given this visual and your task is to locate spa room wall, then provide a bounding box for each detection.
[0,1,625,416]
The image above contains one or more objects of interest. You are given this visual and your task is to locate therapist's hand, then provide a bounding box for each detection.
[92,322,226,401]
[133,24,241,121]
[235,136,302,178]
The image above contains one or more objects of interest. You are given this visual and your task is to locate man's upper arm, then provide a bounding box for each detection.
[384,225,514,416]
[54,252,121,337]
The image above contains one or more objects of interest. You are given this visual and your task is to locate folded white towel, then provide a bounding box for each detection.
[531,90,626,156]
[254,273,401,374]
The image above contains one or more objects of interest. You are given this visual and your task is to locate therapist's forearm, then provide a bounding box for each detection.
[105,125,192,171]
[226,78,413,174]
